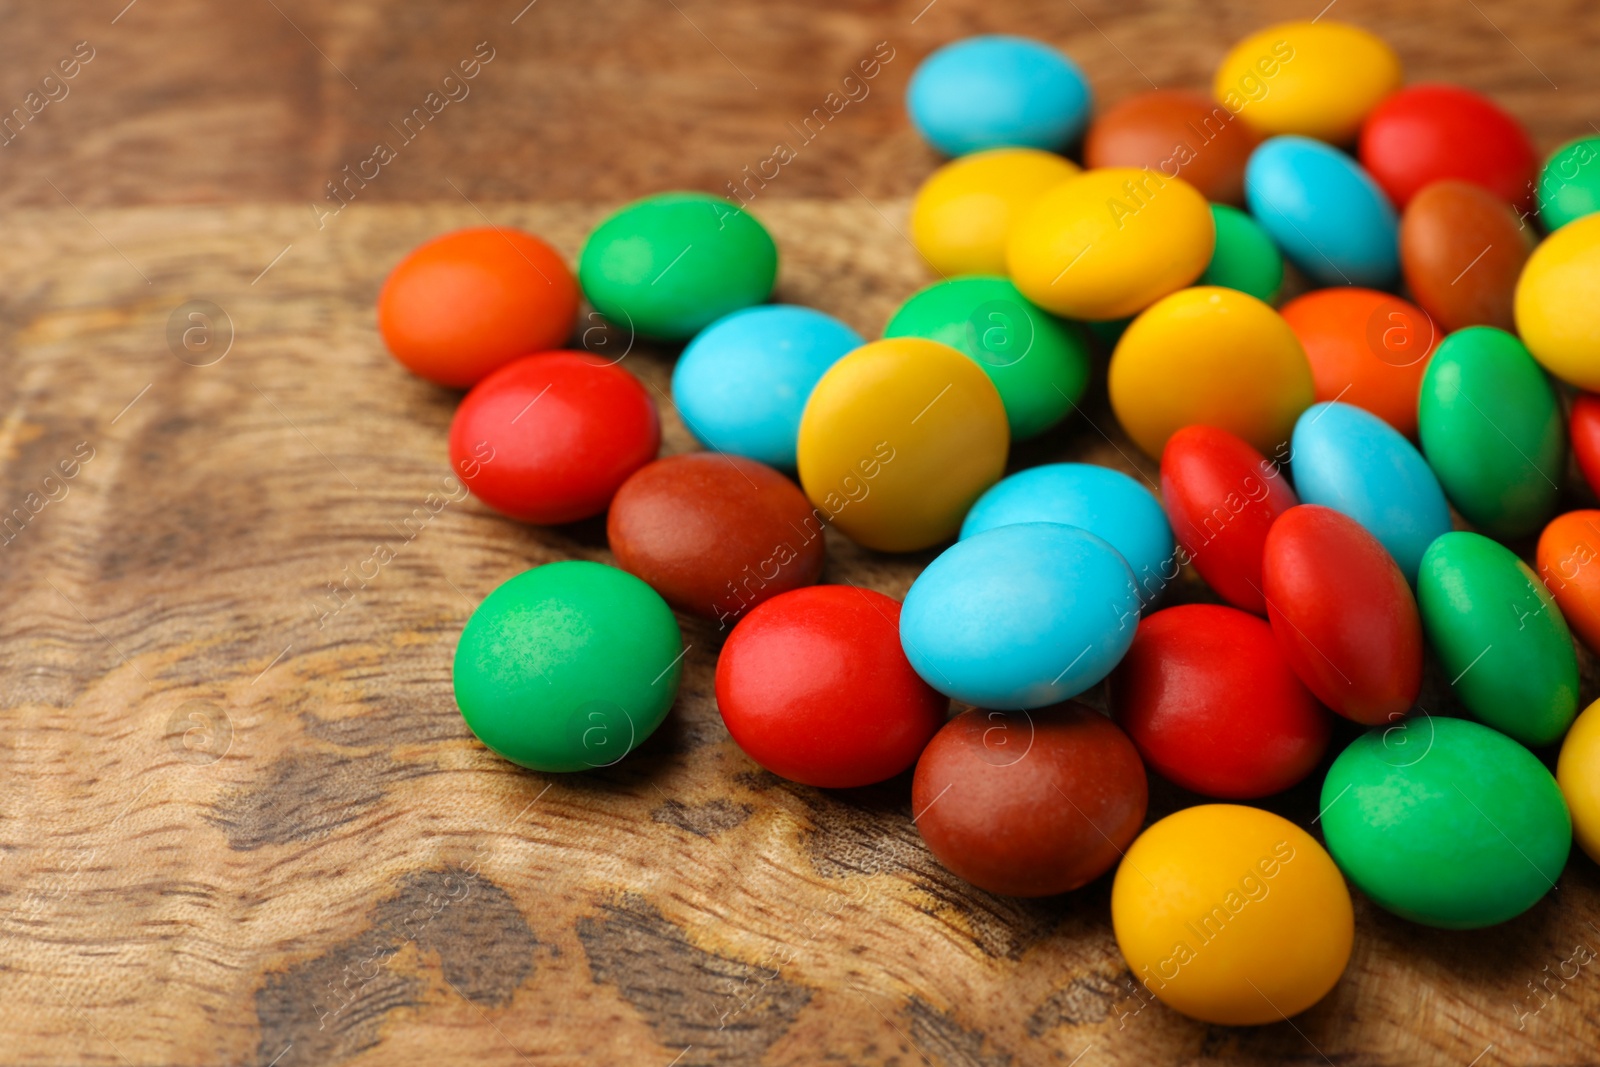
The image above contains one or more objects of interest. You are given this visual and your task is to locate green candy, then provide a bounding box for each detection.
[882,275,1090,439]
[1417,326,1564,539]
[453,561,683,772]
[1197,203,1284,304]
[1537,135,1600,231]
[578,192,777,340]
[1417,531,1579,747]
[1321,717,1570,929]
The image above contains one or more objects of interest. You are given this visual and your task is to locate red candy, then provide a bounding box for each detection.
[1160,425,1299,614]
[1109,605,1331,799]
[911,703,1147,897]
[1570,393,1600,498]
[716,586,948,788]
[1262,505,1423,725]
[449,351,659,524]
[1358,84,1536,209]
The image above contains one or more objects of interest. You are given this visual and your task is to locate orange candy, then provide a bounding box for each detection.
[1537,510,1600,654]
[1279,288,1439,437]
[378,226,580,389]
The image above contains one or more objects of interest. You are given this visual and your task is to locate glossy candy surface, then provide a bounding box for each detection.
[671,305,862,469]
[883,276,1090,439]
[913,703,1147,896]
[1558,698,1600,864]
[607,453,825,623]
[1321,718,1571,928]
[1418,531,1580,747]
[1083,89,1260,204]
[1358,84,1536,208]
[1576,395,1600,495]
[1215,21,1400,142]
[1160,425,1299,613]
[1516,211,1600,392]
[1246,135,1400,288]
[1196,204,1284,303]
[1538,510,1600,654]
[909,149,1081,276]
[900,523,1140,709]
[1110,286,1313,458]
[1417,327,1564,539]
[1262,505,1423,725]
[378,227,580,389]
[1280,287,1437,437]
[717,586,947,788]
[449,352,659,524]
[1289,402,1450,583]
[1007,168,1214,321]
[1112,805,1354,1026]
[1401,180,1533,334]
[906,35,1092,157]
[1538,136,1600,231]
[578,192,777,340]
[796,338,1007,552]
[453,562,682,771]
[1109,605,1330,798]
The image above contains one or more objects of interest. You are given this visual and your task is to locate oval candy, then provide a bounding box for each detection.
[1537,135,1600,231]
[1358,84,1536,208]
[1537,510,1600,655]
[1197,203,1284,303]
[1400,180,1533,334]
[1214,21,1400,143]
[909,148,1081,276]
[1515,211,1600,393]
[1246,135,1400,288]
[1084,89,1260,204]
[906,35,1092,157]
[1558,698,1600,864]
[1569,393,1600,496]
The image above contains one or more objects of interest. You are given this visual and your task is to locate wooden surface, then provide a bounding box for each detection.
[5,2,1600,1065]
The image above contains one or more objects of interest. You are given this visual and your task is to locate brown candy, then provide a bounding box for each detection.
[1400,179,1533,333]
[607,452,825,625]
[1083,89,1261,204]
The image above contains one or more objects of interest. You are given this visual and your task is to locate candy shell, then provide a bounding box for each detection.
[1358,84,1536,208]
[1197,204,1284,303]
[906,35,1092,157]
[1400,180,1533,334]
[1321,717,1570,928]
[1417,531,1579,747]
[1246,135,1400,288]
[900,522,1140,709]
[1214,21,1400,142]
[1537,510,1600,654]
[1109,286,1313,458]
[1573,393,1600,495]
[1515,211,1600,392]
[1538,135,1600,231]
[909,148,1081,276]
[1083,89,1260,204]
[1558,698,1600,864]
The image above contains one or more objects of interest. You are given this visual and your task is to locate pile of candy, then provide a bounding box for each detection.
[376,19,1600,1027]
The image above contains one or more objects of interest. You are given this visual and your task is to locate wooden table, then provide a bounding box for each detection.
[3,2,1600,1064]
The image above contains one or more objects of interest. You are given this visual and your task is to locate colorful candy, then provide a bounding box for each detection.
[1196,204,1284,303]
[454,561,682,771]
[1417,327,1564,539]
[671,305,862,469]
[1214,20,1400,142]
[1109,604,1330,798]
[378,226,579,388]
[716,586,947,788]
[883,276,1090,439]
[1109,286,1313,457]
[449,351,659,524]
[1358,84,1536,208]
[1574,394,1600,495]
[1321,717,1570,928]
[1537,135,1600,231]
[906,35,1092,157]
[1417,531,1579,747]
[1246,135,1400,287]
[607,453,825,624]
[796,338,1006,551]
[1262,505,1423,725]
[908,148,1080,276]
[1008,168,1214,320]
[1111,805,1353,1025]
[1084,89,1259,203]
[1538,510,1600,653]
[1557,699,1600,864]
[913,703,1147,896]
[578,192,777,340]
[1400,180,1532,334]
[1515,211,1600,392]
[900,523,1139,709]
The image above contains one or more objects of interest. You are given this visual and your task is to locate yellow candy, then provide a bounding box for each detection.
[909,148,1081,276]
[1214,21,1401,143]
[1112,804,1354,1026]
[1007,167,1214,321]
[797,338,1008,552]
[1558,698,1600,864]
[1110,286,1313,457]
[1516,212,1600,391]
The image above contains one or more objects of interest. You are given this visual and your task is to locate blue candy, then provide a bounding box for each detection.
[1245,135,1399,288]
[671,305,863,469]
[1290,402,1452,583]
[906,36,1092,157]
[961,463,1174,602]
[900,522,1139,709]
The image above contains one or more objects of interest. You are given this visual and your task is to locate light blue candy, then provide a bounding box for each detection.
[900,522,1139,709]
[906,36,1092,157]
[1245,135,1399,288]
[1291,402,1452,584]
[671,305,863,469]
[960,464,1174,602]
